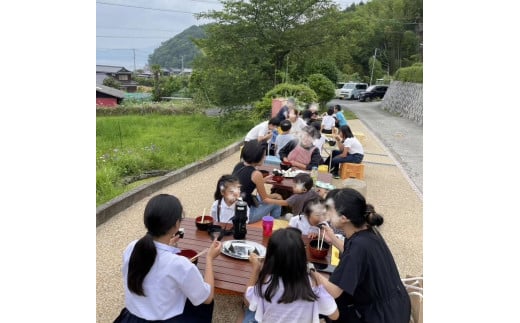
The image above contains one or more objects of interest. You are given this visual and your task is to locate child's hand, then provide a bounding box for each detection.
[249,253,263,271]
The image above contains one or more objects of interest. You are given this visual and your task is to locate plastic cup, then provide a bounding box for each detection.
[262,216,274,237]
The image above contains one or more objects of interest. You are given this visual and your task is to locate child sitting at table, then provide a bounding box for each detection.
[263,173,320,220]
[287,197,328,236]
[241,227,339,323]
[210,174,250,223]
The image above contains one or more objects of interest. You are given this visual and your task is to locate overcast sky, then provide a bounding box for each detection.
[96,0,359,69]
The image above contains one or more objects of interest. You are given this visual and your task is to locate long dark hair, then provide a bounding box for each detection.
[127,194,183,296]
[255,227,318,303]
[338,125,354,139]
[326,188,383,228]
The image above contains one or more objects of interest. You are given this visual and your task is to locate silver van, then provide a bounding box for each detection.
[339,82,368,100]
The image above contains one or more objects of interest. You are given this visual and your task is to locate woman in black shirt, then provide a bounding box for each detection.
[232,140,283,223]
[310,188,411,322]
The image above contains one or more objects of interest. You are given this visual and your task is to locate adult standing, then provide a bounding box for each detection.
[232,140,283,223]
[329,125,364,178]
[310,188,411,323]
[275,97,296,121]
[116,194,222,323]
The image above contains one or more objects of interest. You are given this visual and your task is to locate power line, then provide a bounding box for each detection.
[97,35,170,39]
[96,1,196,14]
[97,25,183,33]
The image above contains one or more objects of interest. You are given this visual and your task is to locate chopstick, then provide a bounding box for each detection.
[190,248,208,262]
[318,228,325,250]
[201,208,206,223]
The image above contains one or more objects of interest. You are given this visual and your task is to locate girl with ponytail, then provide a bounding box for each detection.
[117,194,222,323]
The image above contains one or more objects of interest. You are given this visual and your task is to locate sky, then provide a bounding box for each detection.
[96,0,360,69]
[2,0,520,321]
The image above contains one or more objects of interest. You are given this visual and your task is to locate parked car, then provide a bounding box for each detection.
[339,82,368,100]
[358,85,389,102]
[334,82,346,98]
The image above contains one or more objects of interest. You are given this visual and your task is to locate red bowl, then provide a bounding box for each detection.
[178,249,198,265]
[309,239,330,260]
[272,175,284,183]
[195,215,214,231]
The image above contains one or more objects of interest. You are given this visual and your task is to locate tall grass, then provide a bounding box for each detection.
[96,114,254,206]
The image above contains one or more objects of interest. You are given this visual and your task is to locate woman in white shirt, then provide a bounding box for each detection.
[116,194,222,323]
[241,227,339,323]
[330,125,364,178]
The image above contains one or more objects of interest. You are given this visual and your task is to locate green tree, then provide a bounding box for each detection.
[193,0,340,107]
[253,83,318,119]
[305,73,335,108]
[102,77,121,90]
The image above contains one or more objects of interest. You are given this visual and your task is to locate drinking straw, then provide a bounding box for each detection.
[201,208,206,222]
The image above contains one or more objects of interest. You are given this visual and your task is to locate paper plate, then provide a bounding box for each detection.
[221,240,267,260]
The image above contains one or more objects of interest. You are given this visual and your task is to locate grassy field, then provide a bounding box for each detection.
[96,107,357,206]
[96,113,254,206]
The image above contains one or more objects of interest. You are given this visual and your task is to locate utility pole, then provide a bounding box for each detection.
[369,48,378,86]
[181,55,184,73]
[133,48,136,72]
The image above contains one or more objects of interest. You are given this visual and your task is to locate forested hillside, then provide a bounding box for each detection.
[146,0,422,107]
[147,25,206,68]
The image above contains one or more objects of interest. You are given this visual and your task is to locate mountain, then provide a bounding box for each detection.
[147,25,207,69]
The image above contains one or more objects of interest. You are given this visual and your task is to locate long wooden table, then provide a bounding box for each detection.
[178,220,331,295]
[258,164,333,191]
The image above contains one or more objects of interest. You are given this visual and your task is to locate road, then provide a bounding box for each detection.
[328,99,423,195]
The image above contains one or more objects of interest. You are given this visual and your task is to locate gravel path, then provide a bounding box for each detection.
[96,119,423,323]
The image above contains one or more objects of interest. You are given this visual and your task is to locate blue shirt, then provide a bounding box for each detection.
[335,111,348,127]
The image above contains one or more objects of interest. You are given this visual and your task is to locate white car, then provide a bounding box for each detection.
[334,82,345,98]
[339,82,368,100]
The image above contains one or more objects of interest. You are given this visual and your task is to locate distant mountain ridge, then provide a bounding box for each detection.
[148,25,206,69]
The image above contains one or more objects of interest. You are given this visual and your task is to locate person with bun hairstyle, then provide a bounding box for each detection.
[116,194,222,322]
[309,188,411,323]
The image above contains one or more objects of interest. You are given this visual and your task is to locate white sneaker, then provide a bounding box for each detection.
[284,213,294,221]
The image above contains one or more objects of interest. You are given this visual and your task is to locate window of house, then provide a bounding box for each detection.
[118,74,129,81]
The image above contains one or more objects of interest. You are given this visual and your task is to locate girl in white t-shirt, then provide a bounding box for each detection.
[210,174,250,223]
[241,227,339,323]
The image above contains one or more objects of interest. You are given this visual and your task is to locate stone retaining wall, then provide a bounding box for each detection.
[381,81,423,126]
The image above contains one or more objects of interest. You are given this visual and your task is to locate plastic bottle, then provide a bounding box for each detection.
[233,197,248,239]
[311,166,318,185]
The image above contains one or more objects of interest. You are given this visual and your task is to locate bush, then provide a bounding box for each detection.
[394,64,423,83]
[252,83,318,119]
[102,77,121,89]
[305,74,335,109]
